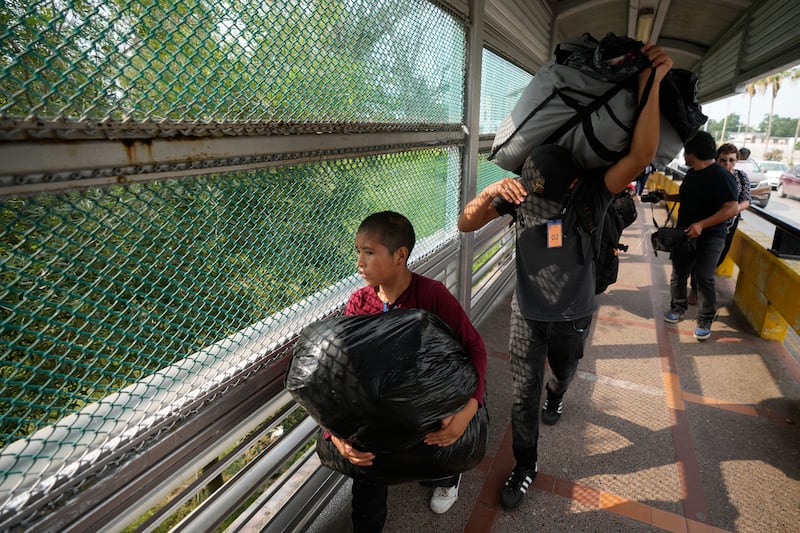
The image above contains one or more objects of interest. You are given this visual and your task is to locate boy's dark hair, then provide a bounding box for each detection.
[358,211,416,256]
[684,131,717,160]
[738,147,751,160]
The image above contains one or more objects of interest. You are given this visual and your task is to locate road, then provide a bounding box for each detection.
[740,192,800,236]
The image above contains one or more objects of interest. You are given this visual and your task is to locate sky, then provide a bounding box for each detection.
[701,64,800,129]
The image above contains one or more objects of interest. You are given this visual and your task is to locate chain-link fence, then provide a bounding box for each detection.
[0,0,528,527]
[480,49,533,135]
[0,0,465,137]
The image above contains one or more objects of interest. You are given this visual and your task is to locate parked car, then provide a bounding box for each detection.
[758,160,788,189]
[735,157,771,207]
[778,165,800,199]
[665,149,688,180]
[663,152,771,206]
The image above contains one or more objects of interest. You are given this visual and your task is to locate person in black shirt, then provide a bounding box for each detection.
[657,132,738,340]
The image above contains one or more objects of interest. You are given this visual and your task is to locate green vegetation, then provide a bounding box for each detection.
[757,115,799,138]
[0,0,470,447]
[0,0,464,123]
[0,150,451,446]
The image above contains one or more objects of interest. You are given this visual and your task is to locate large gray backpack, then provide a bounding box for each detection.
[490,33,702,172]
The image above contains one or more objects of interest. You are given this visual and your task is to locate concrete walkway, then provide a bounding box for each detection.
[308,202,800,533]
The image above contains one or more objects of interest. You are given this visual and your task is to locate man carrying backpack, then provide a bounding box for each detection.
[457,43,672,511]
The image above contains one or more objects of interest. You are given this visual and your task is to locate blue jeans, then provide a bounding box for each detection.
[636,177,647,196]
[669,231,726,321]
[508,298,592,467]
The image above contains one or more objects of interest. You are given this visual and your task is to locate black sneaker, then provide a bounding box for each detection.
[500,463,537,510]
[541,395,563,425]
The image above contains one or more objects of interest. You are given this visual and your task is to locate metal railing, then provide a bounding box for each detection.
[748,205,800,260]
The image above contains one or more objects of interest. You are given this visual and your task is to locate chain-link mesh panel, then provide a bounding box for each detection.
[480,49,533,134]
[0,148,460,500]
[477,151,515,193]
[0,0,465,138]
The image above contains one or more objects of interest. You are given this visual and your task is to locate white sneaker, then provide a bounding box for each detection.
[430,475,460,514]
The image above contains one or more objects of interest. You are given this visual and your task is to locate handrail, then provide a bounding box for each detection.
[748,205,800,260]
[747,205,798,232]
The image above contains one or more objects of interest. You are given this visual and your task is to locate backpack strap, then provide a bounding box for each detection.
[542,82,627,147]
[489,88,562,162]
[563,179,604,263]
[546,67,657,163]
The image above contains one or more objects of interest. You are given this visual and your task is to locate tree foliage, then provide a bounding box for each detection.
[706,113,741,140]
[2,0,463,123]
[757,115,799,137]
[0,0,466,445]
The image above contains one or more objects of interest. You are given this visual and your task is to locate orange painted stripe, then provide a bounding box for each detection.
[463,424,515,531]
[532,473,734,533]
[488,349,510,361]
[595,314,658,329]
[682,391,796,423]
[663,370,686,411]
[648,258,711,525]
[462,419,736,533]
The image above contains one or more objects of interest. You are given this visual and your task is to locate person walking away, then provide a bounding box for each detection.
[687,143,750,304]
[329,211,488,532]
[457,44,673,510]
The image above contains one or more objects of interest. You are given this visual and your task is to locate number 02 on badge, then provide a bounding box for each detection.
[547,219,562,248]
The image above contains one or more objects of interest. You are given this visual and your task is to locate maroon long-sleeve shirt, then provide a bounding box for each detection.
[345,272,487,405]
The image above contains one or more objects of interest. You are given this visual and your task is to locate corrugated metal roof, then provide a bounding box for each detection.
[439,0,800,102]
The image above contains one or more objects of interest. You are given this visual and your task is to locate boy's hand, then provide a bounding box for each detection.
[640,43,673,84]
[424,398,478,447]
[492,178,527,205]
[330,435,375,466]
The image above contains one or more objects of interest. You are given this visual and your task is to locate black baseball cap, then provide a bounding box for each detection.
[519,144,580,202]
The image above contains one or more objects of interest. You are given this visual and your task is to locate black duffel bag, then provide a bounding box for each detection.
[286,308,488,484]
[651,226,689,256]
[648,195,693,256]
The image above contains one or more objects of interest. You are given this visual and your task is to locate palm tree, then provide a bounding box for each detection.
[761,73,784,152]
[788,68,800,164]
[744,82,757,136]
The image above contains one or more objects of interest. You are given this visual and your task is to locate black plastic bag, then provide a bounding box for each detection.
[316,406,489,485]
[558,32,650,84]
[660,68,708,141]
[285,308,486,484]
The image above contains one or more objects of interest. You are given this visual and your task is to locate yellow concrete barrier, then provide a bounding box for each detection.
[726,231,800,340]
[645,171,680,222]
[647,171,800,341]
